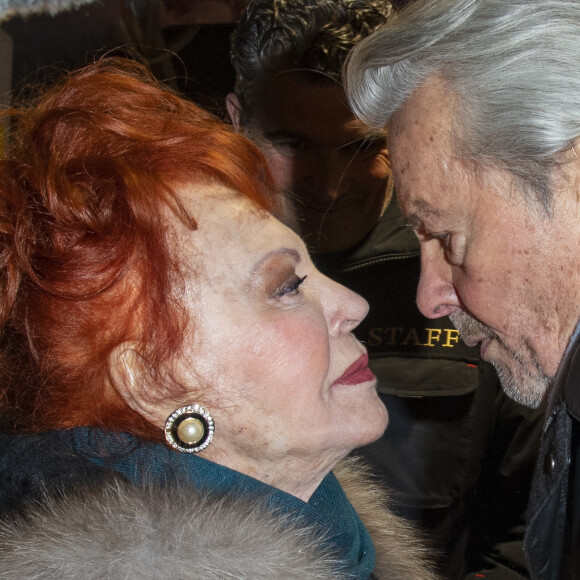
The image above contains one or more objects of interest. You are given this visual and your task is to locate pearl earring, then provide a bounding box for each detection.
[165,404,214,453]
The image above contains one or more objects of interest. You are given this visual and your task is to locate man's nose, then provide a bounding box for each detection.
[316,152,348,202]
[416,243,460,319]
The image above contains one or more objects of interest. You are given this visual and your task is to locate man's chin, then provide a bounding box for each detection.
[491,359,550,409]
[449,311,552,408]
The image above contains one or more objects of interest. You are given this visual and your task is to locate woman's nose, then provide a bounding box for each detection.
[416,244,460,319]
[325,278,369,336]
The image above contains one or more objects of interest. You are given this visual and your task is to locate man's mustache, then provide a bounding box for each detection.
[449,311,495,343]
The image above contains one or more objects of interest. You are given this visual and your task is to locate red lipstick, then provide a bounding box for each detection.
[333,353,375,386]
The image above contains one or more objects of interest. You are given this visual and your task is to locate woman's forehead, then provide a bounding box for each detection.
[178,182,268,227]
[172,182,302,264]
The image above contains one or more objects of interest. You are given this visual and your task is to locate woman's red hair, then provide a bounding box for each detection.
[0,57,275,439]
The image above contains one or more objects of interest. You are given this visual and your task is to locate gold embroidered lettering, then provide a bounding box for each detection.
[442,328,460,347]
[367,328,383,347]
[385,327,404,346]
[424,328,442,347]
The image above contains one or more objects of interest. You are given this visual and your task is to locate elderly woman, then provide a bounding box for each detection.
[0,59,434,579]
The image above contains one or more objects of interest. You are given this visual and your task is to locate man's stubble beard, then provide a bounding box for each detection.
[449,311,552,409]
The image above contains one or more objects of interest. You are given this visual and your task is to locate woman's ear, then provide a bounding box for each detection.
[108,343,165,427]
[226,93,243,129]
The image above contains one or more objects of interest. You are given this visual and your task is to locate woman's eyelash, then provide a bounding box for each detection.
[273,275,307,298]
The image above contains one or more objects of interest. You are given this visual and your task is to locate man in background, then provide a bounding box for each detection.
[227,1,543,578]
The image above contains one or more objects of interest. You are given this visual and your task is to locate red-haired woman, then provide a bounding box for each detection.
[0,59,434,579]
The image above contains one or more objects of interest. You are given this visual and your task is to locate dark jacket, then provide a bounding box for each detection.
[314,194,544,579]
[524,322,580,579]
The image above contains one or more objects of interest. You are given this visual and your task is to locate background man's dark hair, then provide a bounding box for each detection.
[230,0,392,117]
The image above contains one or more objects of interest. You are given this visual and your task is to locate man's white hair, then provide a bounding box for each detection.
[0,0,96,19]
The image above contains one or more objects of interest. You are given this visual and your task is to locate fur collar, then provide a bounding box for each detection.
[0,457,436,579]
[335,457,437,579]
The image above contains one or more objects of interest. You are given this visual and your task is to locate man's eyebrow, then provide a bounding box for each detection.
[409,199,446,219]
[361,128,388,141]
[405,200,447,230]
[337,133,388,152]
[262,129,308,141]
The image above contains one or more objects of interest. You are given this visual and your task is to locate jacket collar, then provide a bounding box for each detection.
[312,189,418,273]
[553,320,580,421]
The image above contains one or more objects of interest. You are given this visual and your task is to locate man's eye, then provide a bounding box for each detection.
[420,230,452,252]
[414,227,448,245]
[430,232,451,245]
[432,232,463,264]
[272,140,308,158]
[273,275,307,298]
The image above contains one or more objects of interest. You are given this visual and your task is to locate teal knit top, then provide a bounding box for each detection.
[63,427,376,578]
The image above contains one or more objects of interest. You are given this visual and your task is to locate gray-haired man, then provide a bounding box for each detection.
[345,0,580,577]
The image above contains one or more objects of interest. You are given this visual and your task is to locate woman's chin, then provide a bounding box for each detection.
[342,398,389,452]
[362,403,389,446]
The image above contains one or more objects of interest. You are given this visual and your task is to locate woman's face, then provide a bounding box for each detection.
[164,184,388,499]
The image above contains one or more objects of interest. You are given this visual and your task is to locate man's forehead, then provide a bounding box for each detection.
[389,77,466,212]
[249,71,383,142]
[390,75,457,162]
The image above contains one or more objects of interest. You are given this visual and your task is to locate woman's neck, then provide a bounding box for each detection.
[203,447,345,502]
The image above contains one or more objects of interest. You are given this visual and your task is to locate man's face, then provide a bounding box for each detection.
[235,72,391,254]
[390,75,580,408]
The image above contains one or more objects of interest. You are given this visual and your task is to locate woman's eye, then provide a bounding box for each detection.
[273,274,307,298]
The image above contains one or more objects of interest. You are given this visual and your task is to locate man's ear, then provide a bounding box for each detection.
[226,92,243,129]
[108,343,164,427]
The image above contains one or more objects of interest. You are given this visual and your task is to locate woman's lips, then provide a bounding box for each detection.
[333,353,375,386]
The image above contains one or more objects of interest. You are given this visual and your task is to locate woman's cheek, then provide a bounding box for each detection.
[252,310,331,380]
